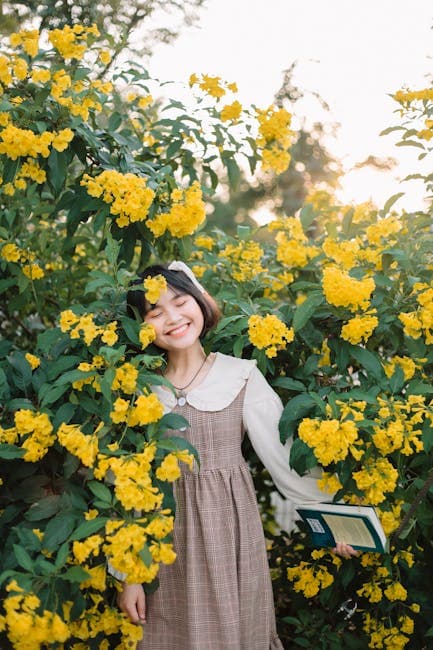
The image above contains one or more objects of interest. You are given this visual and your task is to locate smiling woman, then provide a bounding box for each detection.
[116,261,355,650]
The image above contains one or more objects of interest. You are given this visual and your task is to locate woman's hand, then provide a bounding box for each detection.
[117,583,146,624]
[332,541,359,558]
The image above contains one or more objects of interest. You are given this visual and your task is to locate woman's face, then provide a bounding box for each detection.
[144,286,204,352]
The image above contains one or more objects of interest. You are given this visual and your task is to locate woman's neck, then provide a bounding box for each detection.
[165,343,206,379]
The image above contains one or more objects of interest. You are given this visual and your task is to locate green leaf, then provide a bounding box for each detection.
[156,435,199,464]
[350,346,385,381]
[272,377,306,392]
[0,444,25,459]
[43,513,77,551]
[25,495,61,521]
[108,112,122,131]
[159,413,189,431]
[289,437,317,474]
[47,149,67,196]
[139,543,153,567]
[299,205,316,230]
[279,393,318,443]
[13,544,34,572]
[70,517,109,541]
[63,566,91,583]
[380,192,404,217]
[87,481,112,503]
[292,293,324,332]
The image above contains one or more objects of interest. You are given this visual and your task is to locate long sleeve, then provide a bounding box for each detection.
[243,366,329,506]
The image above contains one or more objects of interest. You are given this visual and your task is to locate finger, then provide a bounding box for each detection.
[137,589,146,622]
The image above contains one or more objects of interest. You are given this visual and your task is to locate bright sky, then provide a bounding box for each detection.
[147,0,432,212]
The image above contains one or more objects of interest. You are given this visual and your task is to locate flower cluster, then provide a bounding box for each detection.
[0,242,44,279]
[189,73,238,98]
[322,265,375,312]
[146,181,205,237]
[59,310,118,346]
[81,169,155,228]
[220,240,264,282]
[0,582,70,649]
[298,417,360,466]
[248,313,294,358]
[0,124,73,161]
[48,24,100,60]
[286,550,338,598]
[110,393,164,427]
[256,105,293,174]
[0,410,55,462]
[57,423,99,467]
[144,274,167,304]
[340,312,379,345]
[399,283,433,343]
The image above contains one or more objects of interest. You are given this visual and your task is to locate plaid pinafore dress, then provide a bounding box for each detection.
[138,386,283,650]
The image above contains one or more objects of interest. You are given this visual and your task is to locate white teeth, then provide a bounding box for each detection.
[168,323,188,335]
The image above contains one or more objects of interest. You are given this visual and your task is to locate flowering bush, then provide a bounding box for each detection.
[1,23,433,650]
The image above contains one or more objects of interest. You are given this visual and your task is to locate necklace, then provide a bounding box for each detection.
[169,355,208,406]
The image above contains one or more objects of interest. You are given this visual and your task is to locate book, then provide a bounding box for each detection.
[295,502,388,553]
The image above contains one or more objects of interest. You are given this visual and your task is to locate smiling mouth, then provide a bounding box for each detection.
[166,323,190,337]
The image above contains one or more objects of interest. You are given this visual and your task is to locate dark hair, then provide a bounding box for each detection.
[127,264,220,337]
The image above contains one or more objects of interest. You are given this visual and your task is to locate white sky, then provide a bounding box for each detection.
[146,0,433,212]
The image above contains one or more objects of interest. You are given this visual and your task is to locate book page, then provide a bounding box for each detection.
[322,513,375,548]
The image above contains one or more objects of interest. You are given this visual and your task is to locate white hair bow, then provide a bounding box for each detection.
[168,260,206,293]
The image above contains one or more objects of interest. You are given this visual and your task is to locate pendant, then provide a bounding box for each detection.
[177,392,187,406]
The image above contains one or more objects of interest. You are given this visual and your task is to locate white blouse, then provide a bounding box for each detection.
[151,351,327,507]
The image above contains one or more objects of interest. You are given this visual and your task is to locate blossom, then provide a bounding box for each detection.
[81,170,155,228]
[25,353,40,370]
[128,393,164,427]
[1,243,21,262]
[352,458,398,504]
[57,423,99,467]
[220,100,242,122]
[340,313,378,344]
[248,313,294,358]
[144,274,167,304]
[298,418,359,466]
[111,363,138,395]
[139,322,156,349]
[322,266,375,312]
[14,409,55,462]
[146,182,205,238]
[220,240,264,281]
[10,30,40,57]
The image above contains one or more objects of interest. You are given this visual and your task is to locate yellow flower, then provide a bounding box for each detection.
[143,274,167,304]
[112,363,138,394]
[156,454,181,481]
[298,418,359,466]
[248,313,294,358]
[1,243,21,262]
[31,68,51,83]
[10,29,40,57]
[81,170,155,228]
[340,313,378,345]
[99,49,111,65]
[220,100,242,122]
[128,393,164,426]
[22,263,45,280]
[57,423,99,467]
[52,128,74,152]
[384,581,408,602]
[322,266,375,312]
[25,353,40,370]
[138,94,153,109]
[139,322,156,349]
[146,182,205,238]
[220,240,264,281]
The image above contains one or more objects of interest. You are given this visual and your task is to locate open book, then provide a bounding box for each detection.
[295,502,388,553]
